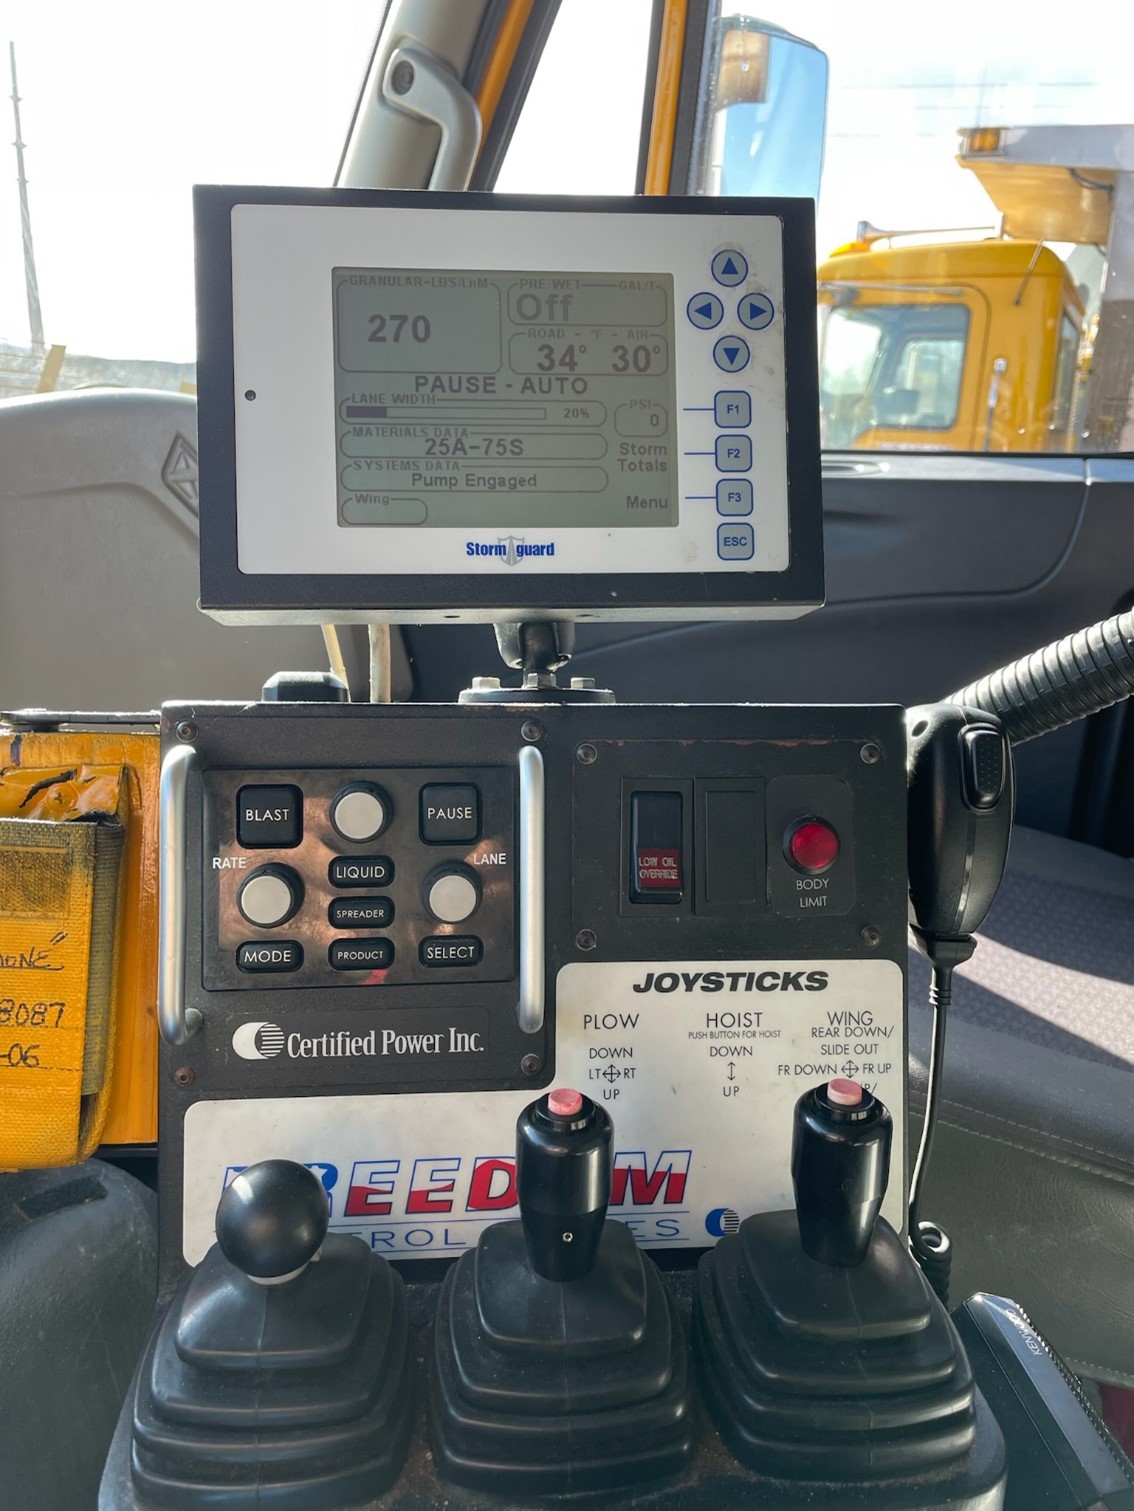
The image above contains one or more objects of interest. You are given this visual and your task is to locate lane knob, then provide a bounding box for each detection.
[330,782,390,843]
[238,864,303,928]
[425,865,481,924]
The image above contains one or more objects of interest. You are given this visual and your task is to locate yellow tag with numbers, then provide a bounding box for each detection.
[0,790,126,1167]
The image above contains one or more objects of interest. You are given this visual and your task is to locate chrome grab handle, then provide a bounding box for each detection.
[517,744,546,1035]
[158,742,202,1046]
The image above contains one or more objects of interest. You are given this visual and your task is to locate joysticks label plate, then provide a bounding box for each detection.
[180,957,904,1264]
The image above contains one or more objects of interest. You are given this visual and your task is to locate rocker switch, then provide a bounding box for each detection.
[630,791,683,903]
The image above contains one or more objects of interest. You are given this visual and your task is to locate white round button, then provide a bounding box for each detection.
[238,868,301,928]
[426,869,480,924]
[331,785,388,843]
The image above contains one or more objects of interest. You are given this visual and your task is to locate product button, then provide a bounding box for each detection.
[328,938,394,971]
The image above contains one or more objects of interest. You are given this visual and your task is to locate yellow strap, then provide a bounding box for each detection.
[0,818,99,1166]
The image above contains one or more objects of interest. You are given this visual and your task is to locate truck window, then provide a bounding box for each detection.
[820,303,969,448]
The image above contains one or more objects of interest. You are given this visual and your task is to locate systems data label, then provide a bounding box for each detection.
[181,957,905,1263]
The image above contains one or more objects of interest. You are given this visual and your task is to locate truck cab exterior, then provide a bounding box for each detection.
[817,239,1084,453]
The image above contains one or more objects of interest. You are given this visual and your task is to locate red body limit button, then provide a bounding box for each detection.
[786,818,840,874]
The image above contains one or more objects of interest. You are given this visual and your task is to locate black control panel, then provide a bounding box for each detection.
[204,764,515,991]
[158,698,908,1295]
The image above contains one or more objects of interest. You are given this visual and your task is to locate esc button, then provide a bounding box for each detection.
[420,936,483,968]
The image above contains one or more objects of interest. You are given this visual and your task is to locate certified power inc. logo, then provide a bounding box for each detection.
[231,1021,285,1060]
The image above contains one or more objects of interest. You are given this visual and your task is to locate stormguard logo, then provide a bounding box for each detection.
[465,535,556,566]
[231,1021,285,1060]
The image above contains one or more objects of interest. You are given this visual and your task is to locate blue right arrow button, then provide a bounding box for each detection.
[712,335,750,373]
[738,293,775,331]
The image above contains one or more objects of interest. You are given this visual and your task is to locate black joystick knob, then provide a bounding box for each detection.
[215,1159,329,1281]
[517,1089,612,1281]
[792,1080,892,1267]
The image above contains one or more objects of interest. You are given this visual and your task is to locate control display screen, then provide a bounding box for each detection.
[332,267,678,531]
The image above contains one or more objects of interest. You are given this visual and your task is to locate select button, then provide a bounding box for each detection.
[236,940,303,973]
[329,855,394,888]
[329,938,394,971]
[421,936,483,968]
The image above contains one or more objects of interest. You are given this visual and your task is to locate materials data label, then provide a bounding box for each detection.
[181,958,905,1263]
[332,267,678,531]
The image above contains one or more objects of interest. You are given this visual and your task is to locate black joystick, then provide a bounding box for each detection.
[430,1089,693,1496]
[518,1088,612,1280]
[215,1158,328,1280]
[107,1159,413,1510]
[792,1078,891,1267]
[694,1082,1006,1503]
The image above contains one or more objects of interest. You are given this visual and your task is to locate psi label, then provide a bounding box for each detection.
[181,957,904,1263]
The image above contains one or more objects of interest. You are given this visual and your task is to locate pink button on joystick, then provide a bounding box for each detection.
[827,1079,864,1107]
[547,1087,584,1118]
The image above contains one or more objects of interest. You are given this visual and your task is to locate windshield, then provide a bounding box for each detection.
[1,2,386,396]
[819,302,970,447]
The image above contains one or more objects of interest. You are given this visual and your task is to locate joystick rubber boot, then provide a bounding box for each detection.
[694,1083,1006,1508]
[122,1161,413,1509]
[429,1090,694,1496]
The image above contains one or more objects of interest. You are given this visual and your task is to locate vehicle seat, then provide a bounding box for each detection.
[911,824,1134,1386]
[0,389,337,710]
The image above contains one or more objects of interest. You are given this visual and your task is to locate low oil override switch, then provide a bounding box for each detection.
[630,791,683,903]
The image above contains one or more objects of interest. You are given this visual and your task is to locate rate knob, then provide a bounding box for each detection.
[791,1080,892,1268]
[238,864,303,928]
[215,1159,329,1282]
[516,1089,612,1282]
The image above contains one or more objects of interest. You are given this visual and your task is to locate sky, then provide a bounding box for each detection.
[2,0,1132,362]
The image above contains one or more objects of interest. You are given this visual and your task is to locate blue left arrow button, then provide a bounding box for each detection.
[687,292,724,329]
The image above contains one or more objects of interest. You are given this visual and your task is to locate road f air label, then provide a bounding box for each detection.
[181,957,904,1264]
